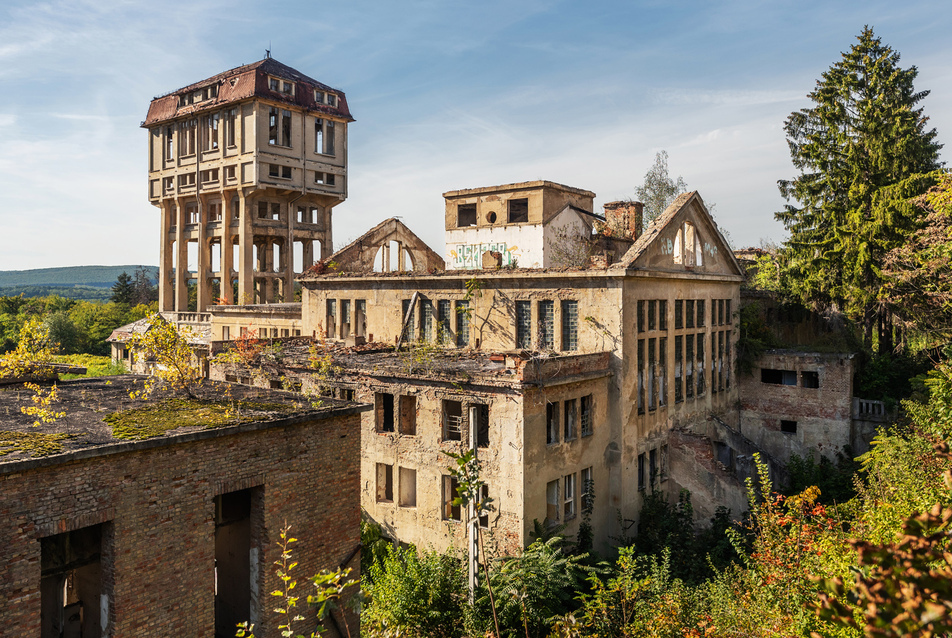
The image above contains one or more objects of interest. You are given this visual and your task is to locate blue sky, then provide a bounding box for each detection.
[1,0,950,270]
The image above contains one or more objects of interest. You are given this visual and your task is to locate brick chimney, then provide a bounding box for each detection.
[603,201,644,240]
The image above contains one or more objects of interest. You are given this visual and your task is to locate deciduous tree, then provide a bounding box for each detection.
[636,150,688,224]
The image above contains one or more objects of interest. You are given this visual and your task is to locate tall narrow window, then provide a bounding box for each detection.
[686,300,695,329]
[399,395,416,435]
[401,299,415,342]
[675,299,683,330]
[214,490,255,637]
[516,301,531,349]
[438,299,452,344]
[456,300,470,347]
[165,125,174,160]
[326,299,337,339]
[659,337,667,407]
[648,300,657,331]
[564,398,577,440]
[376,393,394,432]
[280,109,291,146]
[399,467,417,507]
[315,118,323,153]
[376,463,393,502]
[226,108,237,147]
[443,400,463,441]
[718,299,725,326]
[697,332,705,395]
[42,523,109,638]
[697,299,705,327]
[443,476,461,520]
[421,299,434,342]
[675,335,683,403]
[581,467,594,511]
[711,333,718,394]
[638,453,646,491]
[649,448,658,485]
[325,120,335,155]
[718,331,725,391]
[685,334,694,399]
[563,473,576,519]
[637,300,645,333]
[546,402,559,445]
[648,338,656,411]
[546,479,560,522]
[659,300,667,331]
[538,300,554,349]
[475,404,490,448]
[269,107,279,145]
[341,300,351,339]
[562,300,578,351]
[637,339,645,414]
[580,395,593,436]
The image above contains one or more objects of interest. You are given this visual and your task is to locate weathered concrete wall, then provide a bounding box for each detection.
[209,303,303,341]
[665,428,748,523]
[738,350,855,464]
[0,411,361,638]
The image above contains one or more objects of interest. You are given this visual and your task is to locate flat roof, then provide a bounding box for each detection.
[442,180,596,199]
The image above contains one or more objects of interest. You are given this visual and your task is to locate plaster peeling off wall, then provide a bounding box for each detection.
[445,224,543,269]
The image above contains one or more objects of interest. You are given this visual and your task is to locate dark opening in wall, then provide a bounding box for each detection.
[376,393,395,432]
[42,523,107,638]
[457,203,477,227]
[801,370,820,388]
[781,419,798,434]
[546,402,559,445]
[508,198,529,223]
[215,489,254,638]
[377,463,394,502]
[443,400,463,441]
[475,404,490,448]
[761,368,797,386]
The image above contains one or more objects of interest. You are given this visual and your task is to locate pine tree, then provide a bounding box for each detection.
[776,27,943,352]
[110,271,135,305]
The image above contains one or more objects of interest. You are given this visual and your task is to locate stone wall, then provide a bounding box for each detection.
[0,411,361,638]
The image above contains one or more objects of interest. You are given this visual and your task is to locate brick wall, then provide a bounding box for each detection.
[0,411,361,638]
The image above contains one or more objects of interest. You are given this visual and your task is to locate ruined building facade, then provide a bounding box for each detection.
[143,57,353,312]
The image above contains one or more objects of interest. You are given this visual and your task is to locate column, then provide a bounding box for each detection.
[158,200,174,311]
[237,192,254,305]
[174,197,188,312]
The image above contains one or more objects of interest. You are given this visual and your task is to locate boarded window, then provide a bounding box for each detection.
[399,467,417,507]
[508,198,529,223]
[458,203,477,227]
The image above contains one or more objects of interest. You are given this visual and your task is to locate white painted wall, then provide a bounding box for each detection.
[445,224,545,269]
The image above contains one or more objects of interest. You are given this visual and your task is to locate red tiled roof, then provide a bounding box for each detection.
[142,57,354,127]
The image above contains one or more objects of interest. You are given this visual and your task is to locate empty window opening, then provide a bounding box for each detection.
[781,419,798,434]
[562,300,578,351]
[761,368,797,386]
[637,300,645,333]
[443,399,463,441]
[580,395,593,436]
[457,203,477,227]
[326,299,337,339]
[564,398,577,440]
[399,395,416,435]
[546,479,560,523]
[516,301,532,349]
[648,300,657,331]
[355,299,367,338]
[478,485,490,529]
[648,338,657,411]
[341,299,351,339]
[508,198,529,223]
[659,300,667,331]
[563,473,576,520]
[41,523,107,638]
[649,448,658,486]
[376,463,394,502]
[685,335,695,399]
[546,401,559,445]
[214,489,255,638]
[801,371,820,388]
[443,476,461,520]
[399,467,417,507]
[638,453,646,491]
[475,404,490,448]
[686,300,695,329]
[376,392,395,432]
[675,299,683,330]
[637,339,645,414]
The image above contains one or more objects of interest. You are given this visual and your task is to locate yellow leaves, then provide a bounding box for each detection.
[20,382,65,427]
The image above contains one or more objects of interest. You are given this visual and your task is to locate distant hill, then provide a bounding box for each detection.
[0,266,158,289]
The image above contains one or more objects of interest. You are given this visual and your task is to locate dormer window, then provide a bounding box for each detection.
[327,93,337,107]
[314,91,338,106]
[270,77,294,95]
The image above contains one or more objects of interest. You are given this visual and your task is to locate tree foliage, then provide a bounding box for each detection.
[636,150,688,225]
[775,27,943,351]
[126,315,202,398]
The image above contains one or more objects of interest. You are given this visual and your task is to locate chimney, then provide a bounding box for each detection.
[603,201,644,240]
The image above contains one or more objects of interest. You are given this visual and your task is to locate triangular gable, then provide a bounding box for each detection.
[305,217,445,275]
[611,191,743,276]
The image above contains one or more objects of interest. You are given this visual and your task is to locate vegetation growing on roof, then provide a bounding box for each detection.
[0,430,73,457]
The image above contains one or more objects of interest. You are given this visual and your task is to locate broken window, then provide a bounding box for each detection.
[711,333,718,394]
[580,395,593,436]
[268,108,291,146]
[165,125,174,161]
[420,299,434,342]
[376,463,394,502]
[649,448,658,485]
[315,118,335,155]
[581,467,594,512]
[562,300,578,351]
[648,338,656,411]
[508,198,529,223]
[475,404,490,447]
[659,300,667,330]
[674,335,683,403]
[438,299,452,344]
[455,300,470,347]
[355,300,367,338]
[564,398,577,440]
[685,334,694,399]
[314,171,336,186]
[478,484,490,528]
[457,203,477,227]
[658,337,667,407]
[696,332,705,395]
[214,488,257,638]
[208,200,222,222]
[376,392,394,432]
[686,300,695,329]
[326,299,337,339]
[401,299,415,342]
[726,299,732,324]
[443,475,461,520]
[185,202,200,225]
[399,467,417,507]
[697,299,705,328]
[201,113,219,151]
[718,331,724,391]
[648,300,657,331]
[546,401,559,445]
[443,399,463,441]
[399,395,416,435]
[178,173,195,189]
[563,473,576,519]
[226,108,237,147]
[546,479,560,522]
[516,301,531,349]
[801,371,820,388]
[674,299,683,330]
[761,368,797,386]
[781,420,798,434]
[41,523,108,638]
[179,119,196,156]
[637,300,645,333]
[718,299,725,326]
[538,300,554,349]
[269,164,292,179]
[341,300,351,339]
[327,93,337,107]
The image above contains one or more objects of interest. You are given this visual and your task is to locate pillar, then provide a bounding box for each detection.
[237,192,254,305]
[159,200,174,311]
[174,197,188,312]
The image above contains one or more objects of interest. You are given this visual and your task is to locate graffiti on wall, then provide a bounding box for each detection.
[450,242,520,269]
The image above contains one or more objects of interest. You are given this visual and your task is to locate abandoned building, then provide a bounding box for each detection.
[143,56,353,312]
[0,377,365,637]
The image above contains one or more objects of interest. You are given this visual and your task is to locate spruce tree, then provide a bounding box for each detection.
[110,271,135,305]
[776,27,943,351]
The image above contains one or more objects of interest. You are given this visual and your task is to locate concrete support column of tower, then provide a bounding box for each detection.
[174,197,188,312]
[220,196,234,305]
[196,192,209,312]
[159,199,174,311]
[237,191,253,305]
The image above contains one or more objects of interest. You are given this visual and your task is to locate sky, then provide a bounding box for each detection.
[0,0,951,271]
